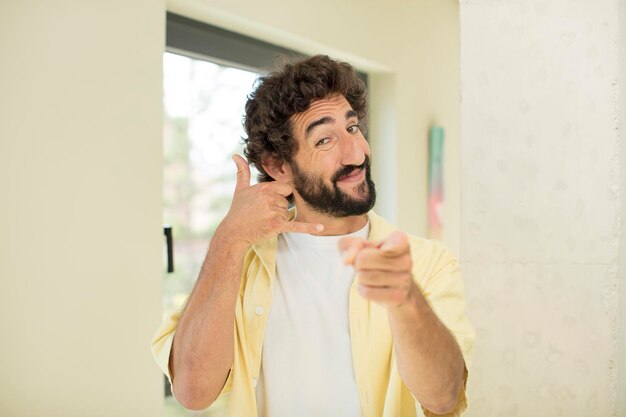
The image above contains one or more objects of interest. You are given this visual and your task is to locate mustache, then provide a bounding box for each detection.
[331,156,370,183]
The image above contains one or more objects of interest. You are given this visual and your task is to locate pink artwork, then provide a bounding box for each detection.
[428,126,444,240]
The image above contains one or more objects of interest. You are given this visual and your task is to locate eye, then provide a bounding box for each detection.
[316,137,332,147]
[347,124,360,134]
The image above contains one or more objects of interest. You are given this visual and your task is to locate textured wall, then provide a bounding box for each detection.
[460,0,622,415]
[617,0,626,415]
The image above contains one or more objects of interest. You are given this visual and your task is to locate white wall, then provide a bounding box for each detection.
[460,0,623,415]
[0,1,164,416]
[168,0,463,253]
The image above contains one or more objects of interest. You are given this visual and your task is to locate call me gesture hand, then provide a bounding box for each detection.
[219,155,325,248]
[339,231,419,310]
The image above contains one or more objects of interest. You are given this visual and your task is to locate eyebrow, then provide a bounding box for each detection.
[305,110,359,139]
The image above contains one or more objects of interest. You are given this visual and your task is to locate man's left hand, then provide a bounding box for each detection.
[339,230,418,310]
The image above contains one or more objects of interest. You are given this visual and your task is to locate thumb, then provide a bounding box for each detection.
[380,230,409,255]
[232,154,251,191]
[338,237,369,265]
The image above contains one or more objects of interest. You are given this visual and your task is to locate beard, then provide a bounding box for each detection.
[289,155,377,218]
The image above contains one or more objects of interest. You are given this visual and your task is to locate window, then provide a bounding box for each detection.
[162,13,304,416]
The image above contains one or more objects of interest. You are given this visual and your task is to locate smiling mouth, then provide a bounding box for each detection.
[337,168,364,183]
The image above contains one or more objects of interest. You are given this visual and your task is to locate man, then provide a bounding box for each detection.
[152,55,474,417]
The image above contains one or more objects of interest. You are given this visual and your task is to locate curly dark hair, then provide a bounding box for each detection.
[243,54,368,183]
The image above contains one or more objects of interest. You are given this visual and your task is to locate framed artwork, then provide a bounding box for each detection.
[428,126,444,240]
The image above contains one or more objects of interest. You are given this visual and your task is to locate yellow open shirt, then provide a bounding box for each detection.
[152,210,475,417]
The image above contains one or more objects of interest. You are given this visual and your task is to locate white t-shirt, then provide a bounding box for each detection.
[255,221,370,417]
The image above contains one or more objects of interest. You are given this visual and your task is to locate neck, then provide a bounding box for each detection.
[292,202,369,236]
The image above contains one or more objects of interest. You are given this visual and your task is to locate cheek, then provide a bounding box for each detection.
[308,152,342,179]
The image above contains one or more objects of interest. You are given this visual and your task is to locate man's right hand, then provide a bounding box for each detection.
[218,154,324,247]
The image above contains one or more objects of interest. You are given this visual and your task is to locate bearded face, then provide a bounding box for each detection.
[290,155,376,218]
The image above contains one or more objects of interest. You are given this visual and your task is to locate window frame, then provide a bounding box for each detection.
[166,12,369,82]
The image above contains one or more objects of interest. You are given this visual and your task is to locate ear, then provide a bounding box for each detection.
[261,156,292,183]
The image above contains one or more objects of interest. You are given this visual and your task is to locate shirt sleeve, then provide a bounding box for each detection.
[413,241,475,416]
[150,308,235,401]
[151,308,182,385]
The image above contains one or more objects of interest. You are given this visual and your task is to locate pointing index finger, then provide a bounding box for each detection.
[379,230,410,256]
[339,237,377,265]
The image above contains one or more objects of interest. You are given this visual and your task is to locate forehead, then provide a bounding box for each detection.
[290,95,354,131]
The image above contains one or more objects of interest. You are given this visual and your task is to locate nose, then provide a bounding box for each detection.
[340,131,369,166]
